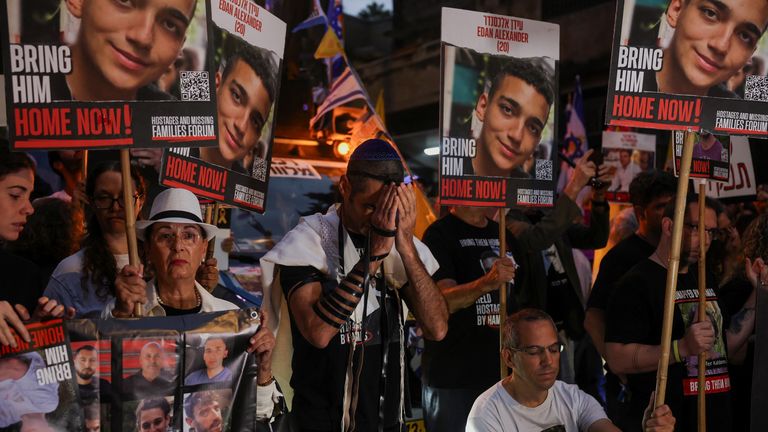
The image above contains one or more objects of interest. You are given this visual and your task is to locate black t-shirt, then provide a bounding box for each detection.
[280,232,402,431]
[0,250,46,313]
[421,213,509,389]
[542,245,581,338]
[605,259,732,432]
[79,378,114,406]
[587,234,655,310]
[161,304,202,316]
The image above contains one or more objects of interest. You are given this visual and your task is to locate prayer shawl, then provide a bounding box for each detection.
[260,204,439,430]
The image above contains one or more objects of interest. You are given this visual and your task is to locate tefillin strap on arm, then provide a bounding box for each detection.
[346,229,373,431]
[312,218,370,330]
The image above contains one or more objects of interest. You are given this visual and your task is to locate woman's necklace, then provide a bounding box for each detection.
[156,284,201,309]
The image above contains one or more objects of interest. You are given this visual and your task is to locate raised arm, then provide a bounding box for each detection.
[394,184,448,341]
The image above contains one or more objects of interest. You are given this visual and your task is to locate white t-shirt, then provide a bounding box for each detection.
[466,380,608,432]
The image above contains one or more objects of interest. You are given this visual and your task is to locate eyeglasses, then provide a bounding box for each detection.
[92,194,142,210]
[509,342,564,357]
[683,223,719,238]
[152,229,203,247]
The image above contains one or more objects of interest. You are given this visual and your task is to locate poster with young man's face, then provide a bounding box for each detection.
[0,0,218,150]
[606,0,768,137]
[439,7,559,208]
[160,0,285,212]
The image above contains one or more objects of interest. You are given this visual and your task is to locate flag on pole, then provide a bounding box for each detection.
[309,66,366,127]
[292,0,327,33]
[326,0,346,81]
[557,76,588,193]
[314,27,344,59]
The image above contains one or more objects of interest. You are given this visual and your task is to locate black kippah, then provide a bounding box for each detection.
[349,139,400,161]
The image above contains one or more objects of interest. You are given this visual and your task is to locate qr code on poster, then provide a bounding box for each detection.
[745,75,768,101]
[251,158,267,182]
[180,71,210,101]
[535,159,553,181]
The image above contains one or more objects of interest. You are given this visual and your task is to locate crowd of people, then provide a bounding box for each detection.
[0,131,766,432]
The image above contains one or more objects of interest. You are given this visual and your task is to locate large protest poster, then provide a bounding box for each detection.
[160,0,286,213]
[605,0,768,136]
[1,0,218,150]
[601,130,656,203]
[0,319,82,431]
[439,7,559,207]
[691,136,757,200]
[673,131,731,182]
[64,309,266,432]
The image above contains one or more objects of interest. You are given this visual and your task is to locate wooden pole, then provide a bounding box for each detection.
[81,150,88,181]
[654,130,696,408]
[120,150,142,317]
[697,180,707,432]
[499,208,508,379]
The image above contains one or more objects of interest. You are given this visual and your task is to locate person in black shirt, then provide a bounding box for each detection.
[261,139,448,432]
[605,196,760,431]
[419,206,516,432]
[584,169,675,429]
[74,345,114,406]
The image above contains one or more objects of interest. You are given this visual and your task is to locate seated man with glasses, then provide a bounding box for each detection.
[466,308,676,432]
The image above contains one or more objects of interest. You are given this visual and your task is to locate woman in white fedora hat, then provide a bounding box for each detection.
[105,188,279,420]
[106,187,228,318]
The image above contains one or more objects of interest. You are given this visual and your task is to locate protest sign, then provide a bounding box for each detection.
[605,0,768,136]
[63,308,267,431]
[673,131,731,182]
[1,0,218,150]
[692,136,756,200]
[0,319,81,431]
[439,7,559,207]
[160,0,286,213]
[601,130,656,202]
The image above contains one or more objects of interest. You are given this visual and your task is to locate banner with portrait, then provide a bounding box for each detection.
[5,309,268,431]
[0,0,218,150]
[672,131,731,181]
[0,319,81,431]
[692,136,757,200]
[605,0,768,136]
[601,130,657,203]
[160,0,286,213]
[439,7,559,208]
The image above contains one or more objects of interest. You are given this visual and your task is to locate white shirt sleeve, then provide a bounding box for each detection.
[575,387,609,431]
